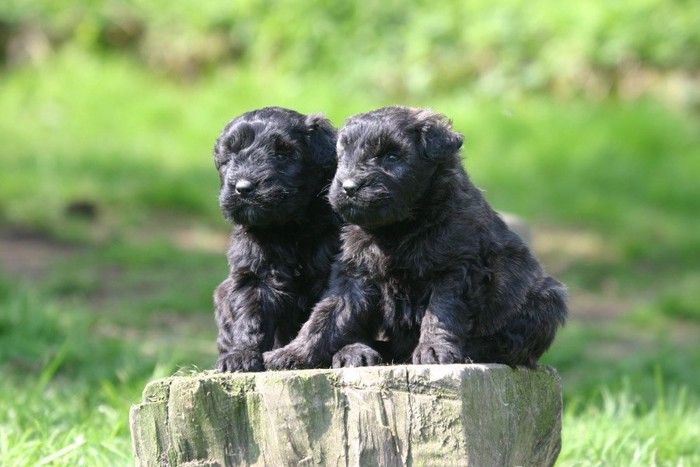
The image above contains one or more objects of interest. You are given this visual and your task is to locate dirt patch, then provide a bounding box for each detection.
[131,223,229,254]
[568,290,637,321]
[0,227,82,279]
[0,222,628,321]
[532,225,620,276]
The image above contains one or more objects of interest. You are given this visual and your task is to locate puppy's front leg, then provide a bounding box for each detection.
[412,274,472,365]
[264,274,378,370]
[215,277,282,372]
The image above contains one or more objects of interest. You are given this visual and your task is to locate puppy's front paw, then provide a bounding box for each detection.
[332,343,382,368]
[412,342,463,365]
[263,348,307,370]
[216,349,264,372]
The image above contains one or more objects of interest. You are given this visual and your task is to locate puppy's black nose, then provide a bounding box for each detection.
[342,179,358,197]
[235,179,255,196]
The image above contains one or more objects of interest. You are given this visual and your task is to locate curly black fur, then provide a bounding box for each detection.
[264,106,567,370]
[213,107,340,372]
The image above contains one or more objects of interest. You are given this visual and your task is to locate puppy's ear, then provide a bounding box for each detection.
[305,113,338,173]
[418,113,464,162]
[213,120,253,169]
[213,120,235,169]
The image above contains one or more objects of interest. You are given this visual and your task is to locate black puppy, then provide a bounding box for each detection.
[264,106,567,370]
[213,107,340,372]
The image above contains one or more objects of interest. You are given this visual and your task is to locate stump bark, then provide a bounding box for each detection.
[130,364,562,466]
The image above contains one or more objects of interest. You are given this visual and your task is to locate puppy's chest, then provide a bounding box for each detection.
[380,275,432,328]
[253,256,322,290]
[347,231,440,279]
[229,238,326,293]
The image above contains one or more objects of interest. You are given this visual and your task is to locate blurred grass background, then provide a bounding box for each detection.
[1,1,699,464]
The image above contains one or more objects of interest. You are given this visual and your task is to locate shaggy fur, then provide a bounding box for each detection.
[213,107,340,372]
[264,106,567,370]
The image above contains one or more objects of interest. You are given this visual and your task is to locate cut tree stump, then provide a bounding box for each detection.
[130,364,562,466]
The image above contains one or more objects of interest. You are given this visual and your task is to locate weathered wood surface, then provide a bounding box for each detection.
[130,364,562,466]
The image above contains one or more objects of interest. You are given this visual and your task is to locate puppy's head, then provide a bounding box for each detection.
[214,107,337,226]
[329,106,463,229]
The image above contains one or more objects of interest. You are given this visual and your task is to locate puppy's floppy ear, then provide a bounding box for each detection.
[418,112,464,162]
[305,113,338,173]
[213,119,236,169]
[213,120,254,169]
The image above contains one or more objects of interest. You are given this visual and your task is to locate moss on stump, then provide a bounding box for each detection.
[130,364,562,466]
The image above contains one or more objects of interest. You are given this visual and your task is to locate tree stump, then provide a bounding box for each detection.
[130,364,562,466]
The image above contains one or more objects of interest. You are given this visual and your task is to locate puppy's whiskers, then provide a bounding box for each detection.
[318,182,333,198]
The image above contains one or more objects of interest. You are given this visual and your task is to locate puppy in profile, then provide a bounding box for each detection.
[265,106,567,370]
[213,107,340,372]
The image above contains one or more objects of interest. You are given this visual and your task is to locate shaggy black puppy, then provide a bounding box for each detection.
[264,106,567,370]
[213,107,340,372]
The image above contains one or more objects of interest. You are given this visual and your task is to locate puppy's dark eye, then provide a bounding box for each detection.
[217,156,232,168]
[273,153,286,162]
[383,152,400,163]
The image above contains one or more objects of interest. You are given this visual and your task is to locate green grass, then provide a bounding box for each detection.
[2,19,700,465]
[0,284,149,465]
[544,315,700,465]
[4,49,699,239]
[0,274,215,465]
[560,387,700,465]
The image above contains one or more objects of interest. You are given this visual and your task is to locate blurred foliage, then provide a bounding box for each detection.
[1,0,700,104]
[2,49,698,279]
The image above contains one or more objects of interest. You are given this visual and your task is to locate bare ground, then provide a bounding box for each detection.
[0,222,631,322]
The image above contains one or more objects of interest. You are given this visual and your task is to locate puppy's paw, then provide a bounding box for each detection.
[412,342,463,365]
[263,348,307,370]
[216,349,264,372]
[332,343,383,368]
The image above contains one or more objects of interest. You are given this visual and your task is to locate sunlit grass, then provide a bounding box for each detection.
[561,386,700,466]
[3,50,699,242]
[0,281,215,464]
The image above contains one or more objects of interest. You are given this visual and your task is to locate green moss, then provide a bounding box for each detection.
[208,373,257,397]
[142,378,172,402]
